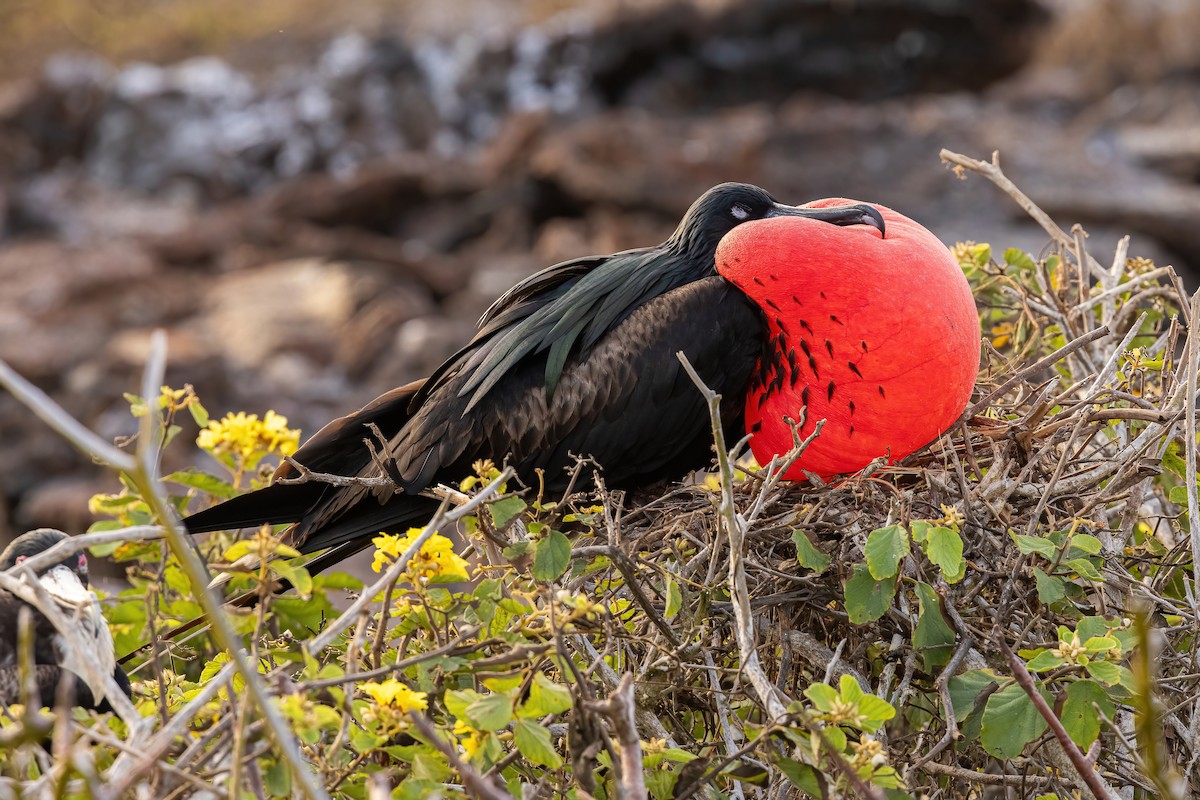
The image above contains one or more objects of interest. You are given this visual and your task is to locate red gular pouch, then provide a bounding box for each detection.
[716,198,980,480]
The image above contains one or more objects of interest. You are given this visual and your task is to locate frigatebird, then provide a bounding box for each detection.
[0,530,131,710]
[184,183,885,568]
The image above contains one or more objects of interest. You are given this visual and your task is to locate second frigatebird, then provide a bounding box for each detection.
[184,183,885,567]
[0,529,131,710]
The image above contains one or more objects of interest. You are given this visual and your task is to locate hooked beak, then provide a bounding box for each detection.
[766,202,886,238]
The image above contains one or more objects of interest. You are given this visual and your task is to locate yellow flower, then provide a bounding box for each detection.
[371,529,471,584]
[990,322,1014,349]
[454,718,488,759]
[197,410,300,471]
[360,679,428,713]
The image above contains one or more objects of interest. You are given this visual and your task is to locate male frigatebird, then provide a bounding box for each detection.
[184,183,886,568]
[0,530,132,710]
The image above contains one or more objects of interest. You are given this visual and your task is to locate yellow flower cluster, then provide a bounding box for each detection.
[360,679,428,713]
[454,718,488,759]
[197,410,300,471]
[371,529,470,585]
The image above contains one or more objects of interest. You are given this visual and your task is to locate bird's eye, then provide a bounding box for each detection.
[730,204,751,221]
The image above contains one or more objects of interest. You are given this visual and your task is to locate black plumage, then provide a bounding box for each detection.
[0,530,131,711]
[184,183,884,565]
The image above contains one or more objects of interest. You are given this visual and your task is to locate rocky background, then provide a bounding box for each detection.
[2,0,1199,539]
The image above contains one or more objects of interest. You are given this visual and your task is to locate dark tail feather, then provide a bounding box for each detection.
[182,482,328,534]
[286,494,443,554]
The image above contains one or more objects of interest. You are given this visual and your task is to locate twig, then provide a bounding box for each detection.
[997,633,1118,799]
[965,326,1111,417]
[940,149,1105,278]
[676,352,788,719]
[303,469,512,654]
[8,526,165,577]
[102,662,237,794]
[581,674,647,800]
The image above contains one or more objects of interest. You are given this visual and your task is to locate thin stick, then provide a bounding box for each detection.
[9,526,165,577]
[581,674,647,800]
[965,326,1111,417]
[127,331,331,800]
[304,469,512,654]
[940,149,1105,279]
[997,633,1118,800]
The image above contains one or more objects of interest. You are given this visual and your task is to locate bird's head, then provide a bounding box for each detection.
[669,182,885,264]
[1,529,89,590]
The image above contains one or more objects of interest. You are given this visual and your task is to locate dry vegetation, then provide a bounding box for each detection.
[1,150,1198,799]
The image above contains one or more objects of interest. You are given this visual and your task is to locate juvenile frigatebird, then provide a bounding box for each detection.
[184,183,885,568]
[0,530,132,710]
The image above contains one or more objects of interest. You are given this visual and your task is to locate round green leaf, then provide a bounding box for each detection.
[532,529,571,582]
[844,564,897,624]
[1062,679,1114,749]
[513,719,562,768]
[865,524,909,579]
[981,682,1048,758]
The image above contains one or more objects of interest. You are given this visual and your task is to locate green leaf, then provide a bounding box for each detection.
[1064,558,1103,582]
[1062,680,1114,749]
[532,529,571,582]
[803,683,838,712]
[818,724,847,754]
[513,719,562,768]
[1076,616,1117,641]
[864,524,909,579]
[272,560,313,597]
[444,689,481,720]
[1025,651,1067,672]
[466,693,514,732]
[1069,533,1103,555]
[980,682,1048,758]
[519,674,573,718]
[776,757,824,796]
[912,582,955,671]
[263,759,290,797]
[922,526,964,583]
[1003,247,1036,272]
[948,670,999,722]
[1162,444,1187,479]
[489,496,527,529]
[838,674,864,703]
[188,399,210,428]
[1033,567,1066,604]
[664,578,682,619]
[165,468,240,500]
[1085,661,1123,686]
[844,564,897,624]
[856,695,897,731]
[412,750,452,782]
[792,530,829,574]
[1010,533,1057,559]
[1083,636,1117,653]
